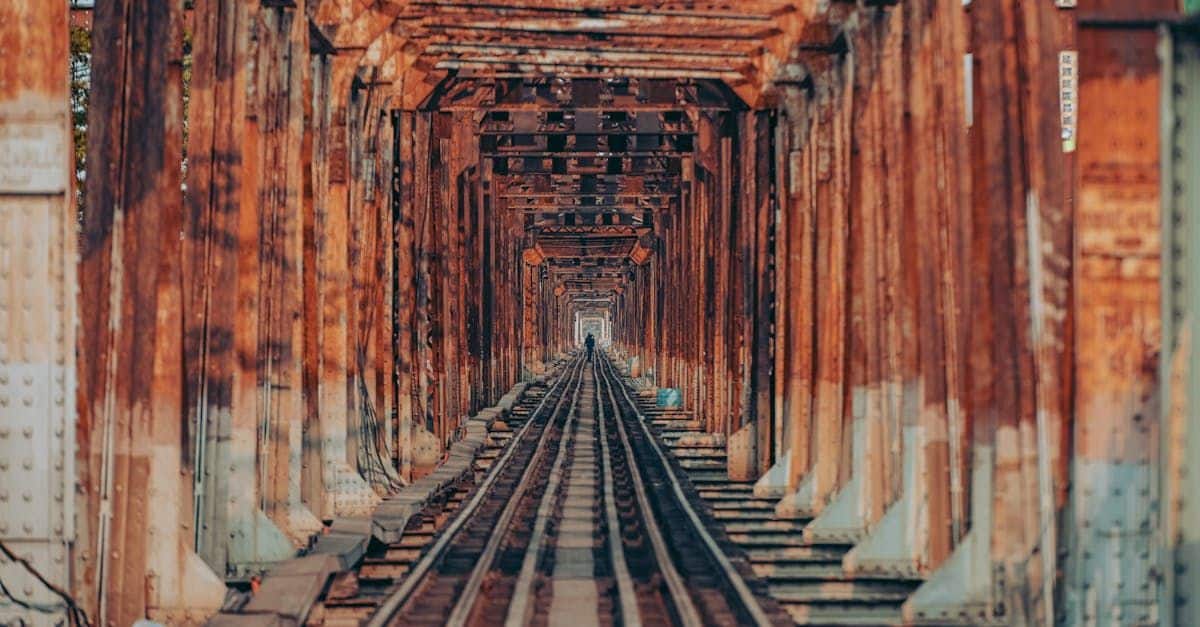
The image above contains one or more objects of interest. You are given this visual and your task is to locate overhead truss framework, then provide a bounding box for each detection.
[311,0,847,109]
[487,77,724,306]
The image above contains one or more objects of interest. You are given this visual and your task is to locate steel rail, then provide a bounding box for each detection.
[365,355,587,627]
[501,364,586,626]
[594,356,703,627]
[596,352,775,627]
[590,358,647,627]
[443,356,585,627]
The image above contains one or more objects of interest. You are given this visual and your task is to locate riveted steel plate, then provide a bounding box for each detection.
[0,117,69,194]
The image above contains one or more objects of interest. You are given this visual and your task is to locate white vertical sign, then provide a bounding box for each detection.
[964,53,974,128]
[1059,51,1078,153]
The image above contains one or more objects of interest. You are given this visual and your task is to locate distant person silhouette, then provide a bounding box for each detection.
[585,333,595,361]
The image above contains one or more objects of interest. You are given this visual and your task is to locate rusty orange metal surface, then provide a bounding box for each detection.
[0,0,1193,624]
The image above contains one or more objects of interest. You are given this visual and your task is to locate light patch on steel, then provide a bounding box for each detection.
[1026,189,1057,627]
[0,118,69,194]
[963,53,973,128]
[574,18,630,29]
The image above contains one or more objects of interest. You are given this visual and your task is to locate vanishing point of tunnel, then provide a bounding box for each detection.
[2,1,1200,626]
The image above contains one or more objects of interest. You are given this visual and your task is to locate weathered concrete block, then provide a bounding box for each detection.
[726,421,757,482]
[372,501,423,543]
[206,612,294,627]
[242,554,341,621]
[310,518,371,568]
[752,449,790,499]
[412,427,442,478]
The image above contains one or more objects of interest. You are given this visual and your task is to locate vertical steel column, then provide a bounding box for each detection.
[1160,23,1200,627]
[0,3,80,625]
[77,0,227,621]
[393,109,417,482]
[1064,16,1165,627]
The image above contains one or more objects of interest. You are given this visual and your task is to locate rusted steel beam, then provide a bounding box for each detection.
[302,53,330,519]
[255,3,325,544]
[879,1,1091,622]
[445,111,474,437]
[1160,24,1200,627]
[346,80,406,494]
[781,90,816,506]
[501,174,681,189]
[315,0,798,110]
[403,1,787,21]
[535,223,651,234]
[309,0,368,31]
[751,111,776,477]
[766,7,1046,617]
[435,60,751,83]
[1063,12,1167,625]
[776,71,849,515]
[417,16,779,40]
[424,112,447,444]
[410,111,435,455]
[426,41,753,63]
[345,84,366,490]
[378,102,399,475]
[367,103,513,459]
[907,0,965,573]
[393,109,418,481]
[424,28,765,55]
[315,60,384,512]
[838,21,891,534]
[758,6,1104,619]
[335,1,407,49]
[876,18,907,515]
[77,0,227,622]
[726,110,760,480]
[770,100,790,470]
[891,0,1028,614]
[502,196,674,205]
[704,113,732,436]
[186,0,340,571]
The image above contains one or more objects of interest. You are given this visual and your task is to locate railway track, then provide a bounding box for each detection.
[303,368,565,625]
[592,353,789,627]
[314,352,787,627]
[623,379,924,626]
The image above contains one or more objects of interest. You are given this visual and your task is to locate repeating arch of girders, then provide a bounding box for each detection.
[308,0,849,110]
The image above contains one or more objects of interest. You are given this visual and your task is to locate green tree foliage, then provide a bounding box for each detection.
[70,24,91,212]
[183,26,193,178]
